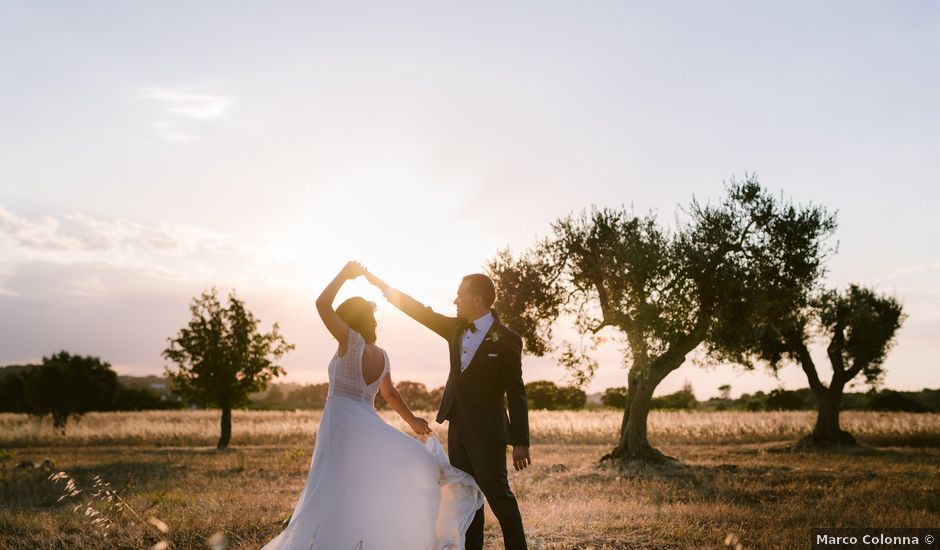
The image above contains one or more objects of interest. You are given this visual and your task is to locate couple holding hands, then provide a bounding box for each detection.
[263,262,530,550]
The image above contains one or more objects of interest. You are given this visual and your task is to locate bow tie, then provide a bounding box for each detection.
[459,319,478,333]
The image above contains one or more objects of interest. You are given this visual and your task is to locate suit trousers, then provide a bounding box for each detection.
[447,417,527,550]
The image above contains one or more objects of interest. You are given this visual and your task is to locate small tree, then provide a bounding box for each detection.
[163,288,294,450]
[718,384,731,400]
[26,352,118,432]
[754,284,904,445]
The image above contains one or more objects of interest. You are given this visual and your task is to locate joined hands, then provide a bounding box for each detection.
[340,260,366,280]
[340,260,383,287]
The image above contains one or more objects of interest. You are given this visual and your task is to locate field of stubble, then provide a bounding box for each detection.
[1,410,938,550]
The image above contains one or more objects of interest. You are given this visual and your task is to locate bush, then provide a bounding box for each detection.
[867,390,929,412]
[0,366,34,412]
[110,387,184,411]
[554,386,587,410]
[764,389,812,411]
[525,381,560,410]
[602,387,627,409]
[651,382,697,410]
[26,352,119,430]
[524,380,588,410]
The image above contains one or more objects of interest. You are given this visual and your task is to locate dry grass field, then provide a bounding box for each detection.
[1,410,938,549]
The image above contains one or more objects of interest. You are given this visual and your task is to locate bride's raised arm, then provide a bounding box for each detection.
[315,261,363,350]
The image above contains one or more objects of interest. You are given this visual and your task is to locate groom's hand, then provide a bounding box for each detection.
[512,445,531,471]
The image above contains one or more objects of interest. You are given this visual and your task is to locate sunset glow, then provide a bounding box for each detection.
[1,2,938,398]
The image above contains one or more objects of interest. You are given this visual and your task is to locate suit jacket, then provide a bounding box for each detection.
[391,291,529,447]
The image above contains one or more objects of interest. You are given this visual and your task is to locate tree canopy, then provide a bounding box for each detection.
[750,283,905,445]
[26,352,119,431]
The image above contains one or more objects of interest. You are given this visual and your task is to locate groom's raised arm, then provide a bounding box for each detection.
[363,269,455,340]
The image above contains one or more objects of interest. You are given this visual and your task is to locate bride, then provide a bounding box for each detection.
[262,261,483,550]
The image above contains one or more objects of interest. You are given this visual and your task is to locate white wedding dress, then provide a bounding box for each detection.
[262,329,484,550]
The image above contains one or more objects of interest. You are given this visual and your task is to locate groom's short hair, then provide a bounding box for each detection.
[462,273,496,308]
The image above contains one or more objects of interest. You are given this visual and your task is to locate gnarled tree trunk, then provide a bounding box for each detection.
[794,339,858,448]
[601,325,706,466]
[803,384,856,446]
[601,364,674,464]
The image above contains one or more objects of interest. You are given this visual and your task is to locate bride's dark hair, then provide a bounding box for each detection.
[336,297,378,343]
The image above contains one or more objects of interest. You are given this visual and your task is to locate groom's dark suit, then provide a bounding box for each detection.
[389,291,529,550]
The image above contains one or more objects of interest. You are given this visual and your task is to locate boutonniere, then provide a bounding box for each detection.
[486,331,500,343]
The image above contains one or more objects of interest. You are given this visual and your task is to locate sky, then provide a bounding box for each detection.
[1,1,938,399]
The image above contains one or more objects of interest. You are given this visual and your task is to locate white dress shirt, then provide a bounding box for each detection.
[460,311,494,372]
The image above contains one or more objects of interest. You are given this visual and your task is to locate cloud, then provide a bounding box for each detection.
[140,88,232,119]
[0,205,269,290]
[0,205,85,251]
[62,212,202,254]
[1,206,195,257]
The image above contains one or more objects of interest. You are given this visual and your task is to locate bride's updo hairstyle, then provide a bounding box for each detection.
[336,297,378,343]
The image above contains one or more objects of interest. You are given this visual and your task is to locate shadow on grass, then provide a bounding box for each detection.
[1,456,190,511]
[572,443,940,511]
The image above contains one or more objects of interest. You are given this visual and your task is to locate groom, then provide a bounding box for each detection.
[364,268,530,550]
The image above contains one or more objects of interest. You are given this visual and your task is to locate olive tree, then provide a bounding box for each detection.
[753,284,904,446]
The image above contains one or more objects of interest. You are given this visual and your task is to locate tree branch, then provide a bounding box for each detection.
[653,304,712,376]
[840,360,867,385]
[592,274,622,330]
[827,319,847,375]
[792,337,826,393]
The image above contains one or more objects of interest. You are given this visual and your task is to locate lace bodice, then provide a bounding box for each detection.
[327,328,388,406]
